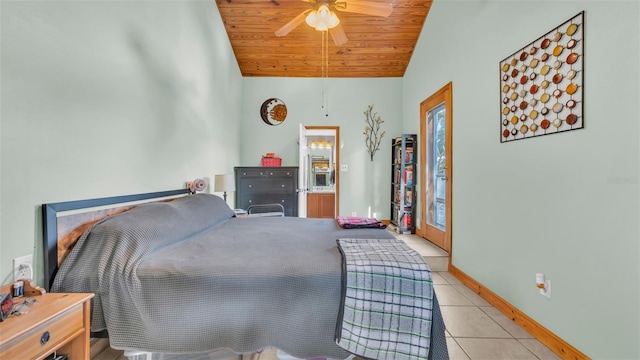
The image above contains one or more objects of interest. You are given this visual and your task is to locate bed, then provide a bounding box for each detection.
[42,189,448,360]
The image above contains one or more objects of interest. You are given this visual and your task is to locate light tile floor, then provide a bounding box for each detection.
[400,234,562,360]
[95,234,562,360]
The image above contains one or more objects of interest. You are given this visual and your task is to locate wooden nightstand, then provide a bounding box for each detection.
[0,281,93,360]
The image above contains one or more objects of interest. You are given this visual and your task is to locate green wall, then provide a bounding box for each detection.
[240,77,403,218]
[0,1,243,285]
[403,1,640,358]
[1,0,638,358]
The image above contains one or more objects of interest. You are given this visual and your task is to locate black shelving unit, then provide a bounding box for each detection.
[390,134,417,234]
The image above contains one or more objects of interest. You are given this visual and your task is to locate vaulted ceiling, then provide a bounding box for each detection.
[216,0,433,78]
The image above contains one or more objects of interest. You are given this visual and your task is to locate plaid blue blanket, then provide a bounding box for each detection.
[336,238,440,360]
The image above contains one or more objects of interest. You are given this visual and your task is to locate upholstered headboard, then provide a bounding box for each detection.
[42,188,192,291]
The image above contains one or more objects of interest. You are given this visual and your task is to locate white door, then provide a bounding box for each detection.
[298,124,308,217]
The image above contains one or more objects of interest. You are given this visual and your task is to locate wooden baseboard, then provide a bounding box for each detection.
[448,264,590,360]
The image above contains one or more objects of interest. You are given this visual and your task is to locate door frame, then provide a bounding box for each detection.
[299,125,340,217]
[418,82,453,254]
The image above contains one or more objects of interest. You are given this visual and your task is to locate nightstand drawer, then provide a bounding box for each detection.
[0,303,83,359]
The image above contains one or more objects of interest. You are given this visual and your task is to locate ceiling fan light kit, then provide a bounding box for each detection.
[305,4,340,31]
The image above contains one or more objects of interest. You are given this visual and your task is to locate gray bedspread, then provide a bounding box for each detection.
[52,194,447,359]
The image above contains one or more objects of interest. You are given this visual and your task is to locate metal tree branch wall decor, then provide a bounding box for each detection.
[363,105,386,161]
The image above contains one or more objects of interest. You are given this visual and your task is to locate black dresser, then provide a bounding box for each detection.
[234,166,299,217]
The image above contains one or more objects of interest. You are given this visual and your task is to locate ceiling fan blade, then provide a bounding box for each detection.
[329,24,348,46]
[336,0,393,17]
[275,9,311,37]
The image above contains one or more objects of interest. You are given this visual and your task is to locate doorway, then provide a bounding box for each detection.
[298,125,340,218]
[419,82,452,253]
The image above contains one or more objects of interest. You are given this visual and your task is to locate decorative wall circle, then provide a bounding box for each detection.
[260,98,287,126]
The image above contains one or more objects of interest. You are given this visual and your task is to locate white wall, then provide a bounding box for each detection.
[404,1,639,358]
[240,77,403,218]
[0,0,243,285]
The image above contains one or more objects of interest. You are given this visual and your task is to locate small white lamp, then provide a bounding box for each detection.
[214,174,235,202]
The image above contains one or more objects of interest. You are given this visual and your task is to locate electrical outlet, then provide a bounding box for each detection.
[13,254,33,281]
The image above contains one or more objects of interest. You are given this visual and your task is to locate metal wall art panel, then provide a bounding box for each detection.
[500,12,584,143]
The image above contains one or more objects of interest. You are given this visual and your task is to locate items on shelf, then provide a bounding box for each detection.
[390,134,417,234]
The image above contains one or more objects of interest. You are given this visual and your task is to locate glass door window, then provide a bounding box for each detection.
[427,103,446,230]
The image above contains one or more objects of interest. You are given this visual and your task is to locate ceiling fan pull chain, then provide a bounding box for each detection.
[322,31,329,117]
[321,31,325,112]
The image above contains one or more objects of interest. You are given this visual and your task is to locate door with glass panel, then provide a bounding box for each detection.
[419,83,452,252]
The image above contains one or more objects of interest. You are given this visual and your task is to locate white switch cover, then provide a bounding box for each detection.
[540,279,551,299]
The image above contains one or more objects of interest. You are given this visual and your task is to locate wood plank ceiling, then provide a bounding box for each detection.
[216,0,433,78]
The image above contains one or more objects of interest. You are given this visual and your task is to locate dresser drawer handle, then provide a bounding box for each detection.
[248,185,252,188]
[40,331,50,345]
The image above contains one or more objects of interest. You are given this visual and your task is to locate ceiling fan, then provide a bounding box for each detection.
[274,0,393,46]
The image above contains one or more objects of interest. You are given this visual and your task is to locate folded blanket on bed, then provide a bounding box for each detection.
[336,216,386,229]
[336,238,437,360]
